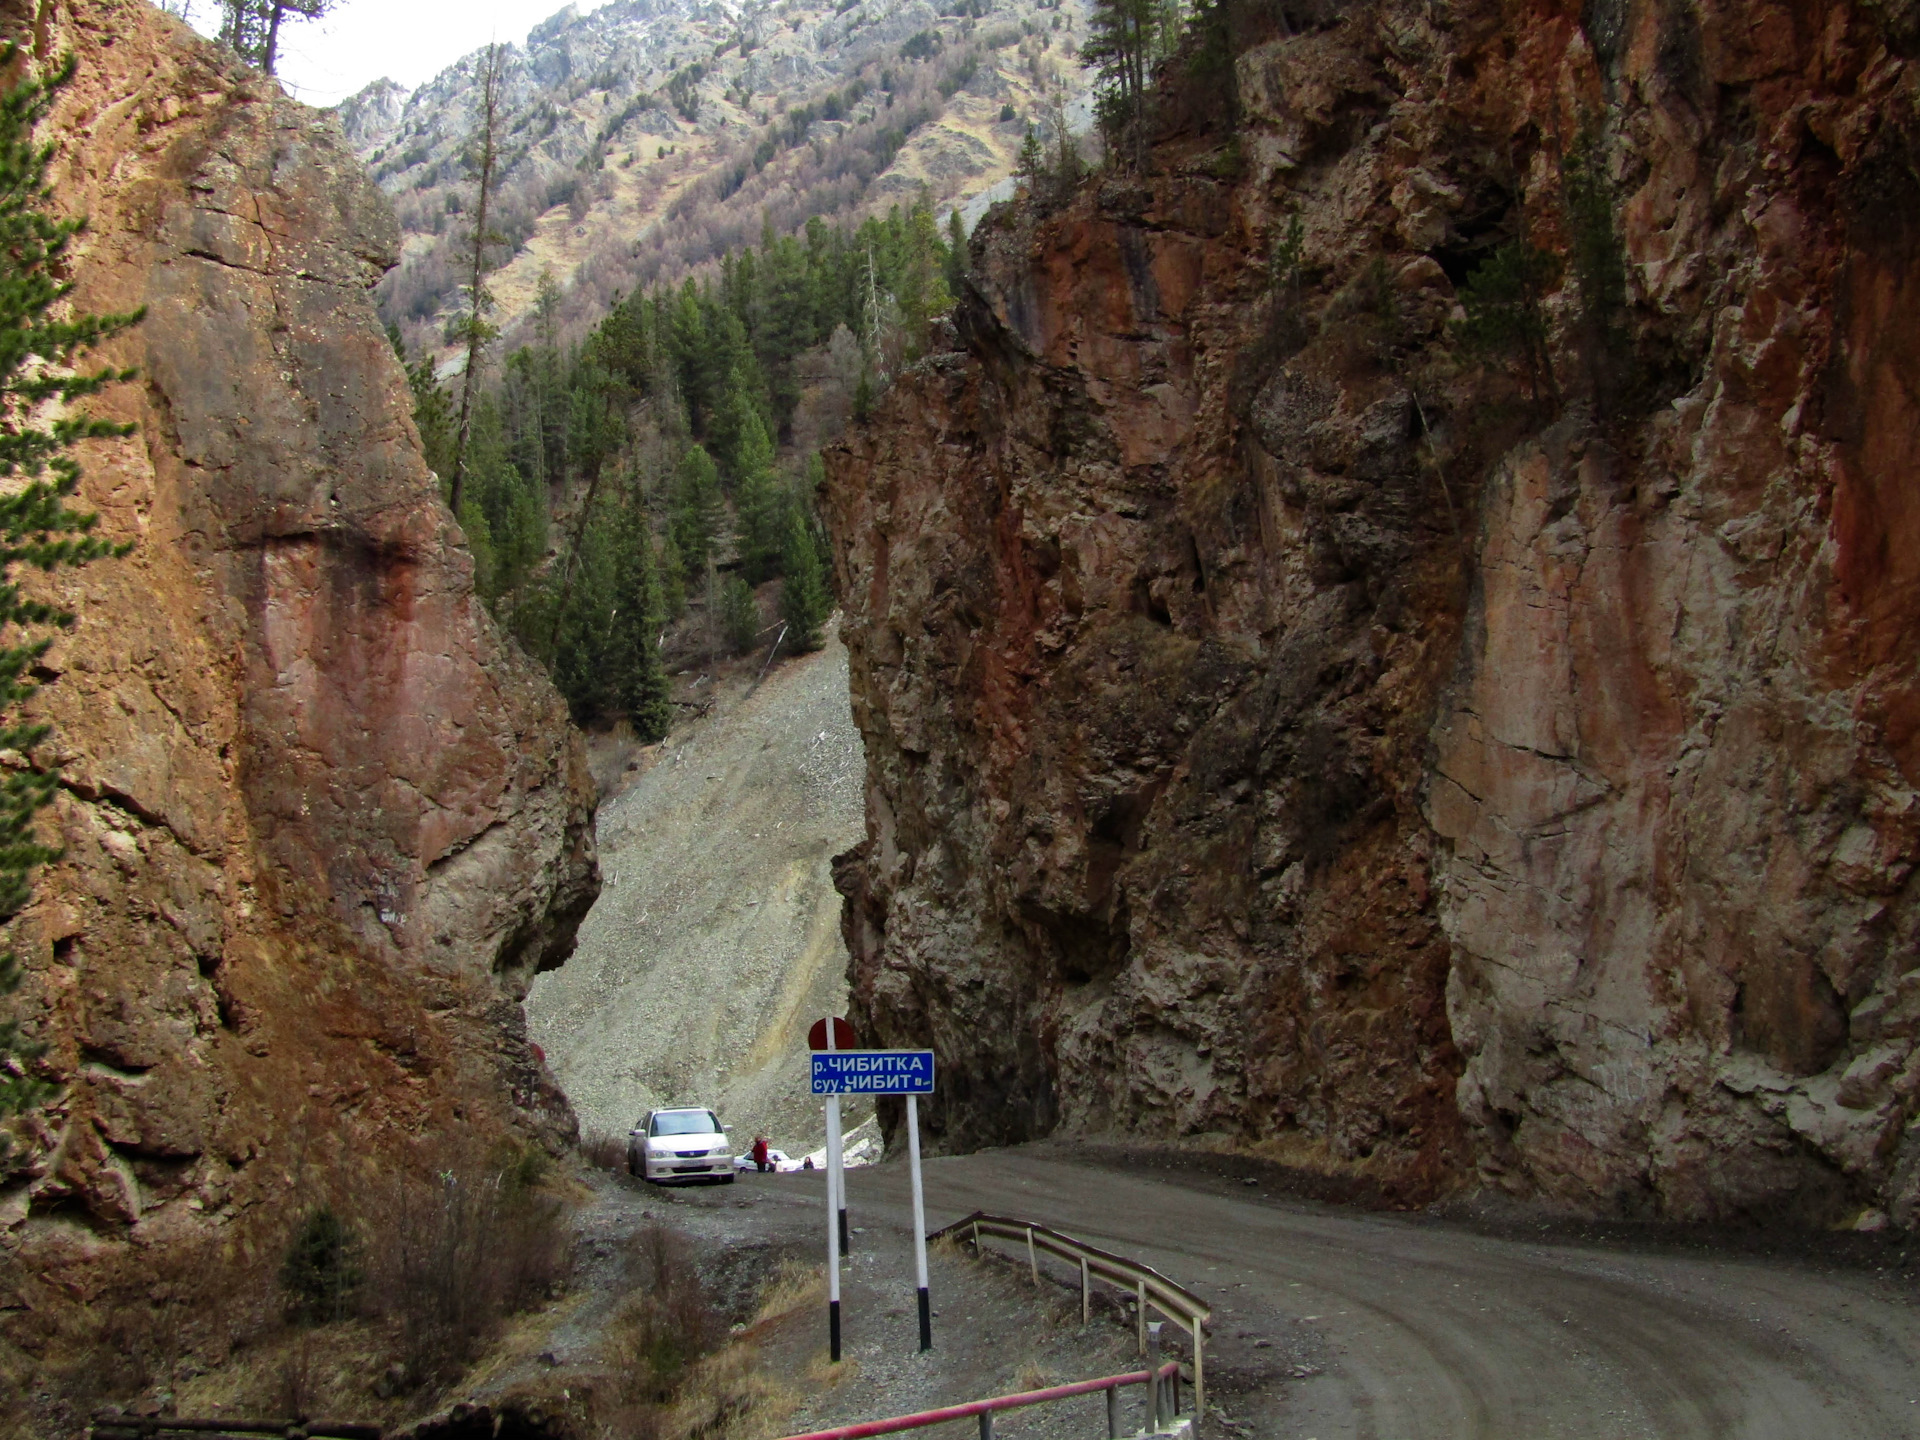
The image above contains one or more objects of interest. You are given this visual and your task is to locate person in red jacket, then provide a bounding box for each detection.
[751,1135,770,1173]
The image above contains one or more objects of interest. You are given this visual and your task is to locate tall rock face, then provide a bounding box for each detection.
[0,0,597,1266]
[827,0,1920,1222]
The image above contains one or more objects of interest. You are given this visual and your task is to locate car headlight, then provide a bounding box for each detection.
[710,1144,731,1156]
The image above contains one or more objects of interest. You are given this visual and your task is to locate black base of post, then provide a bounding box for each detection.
[830,1299,841,1362]
[839,1207,850,1252]
[917,1286,932,1352]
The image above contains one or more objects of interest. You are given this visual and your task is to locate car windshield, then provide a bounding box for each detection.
[651,1110,722,1137]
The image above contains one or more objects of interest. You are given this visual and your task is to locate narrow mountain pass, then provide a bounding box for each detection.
[832,1147,1920,1440]
[526,628,870,1153]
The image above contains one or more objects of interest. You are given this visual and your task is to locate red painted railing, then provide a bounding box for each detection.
[778,1361,1182,1440]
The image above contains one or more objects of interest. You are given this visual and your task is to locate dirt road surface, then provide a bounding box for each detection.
[828,1146,1920,1440]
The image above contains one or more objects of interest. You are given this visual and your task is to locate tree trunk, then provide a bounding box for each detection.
[262,2,283,75]
[448,45,503,518]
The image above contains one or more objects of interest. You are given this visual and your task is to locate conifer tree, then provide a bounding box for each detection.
[1083,0,1171,171]
[720,574,758,655]
[945,208,967,298]
[1016,125,1046,192]
[658,531,688,620]
[778,509,829,652]
[731,409,786,583]
[0,48,140,1155]
[447,43,507,517]
[400,344,456,481]
[218,0,334,75]
[609,499,672,740]
[670,444,724,570]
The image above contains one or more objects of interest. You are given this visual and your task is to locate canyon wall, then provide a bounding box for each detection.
[826,0,1920,1222]
[0,0,597,1282]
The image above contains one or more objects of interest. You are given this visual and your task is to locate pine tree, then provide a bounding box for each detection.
[670,444,724,570]
[658,531,688,620]
[541,510,618,722]
[1016,125,1046,192]
[0,48,141,1156]
[218,0,334,75]
[731,403,786,583]
[778,509,829,652]
[945,208,967,298]
[609,499,672,740]
[400,345,456,482]
[1082,0,1171,171]
[720,574,758,655]
[447,43,507,517]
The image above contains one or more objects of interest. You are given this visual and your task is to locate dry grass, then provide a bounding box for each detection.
[593,1232,836,1440]
[1014,1360,1060,1393]
[670,1345,803,1440]
[747,1257,823,1331]
[580,1129,629,1172]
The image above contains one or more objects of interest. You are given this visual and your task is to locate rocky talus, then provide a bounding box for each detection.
[827,0,1920,1223]
[0,0,596,1285]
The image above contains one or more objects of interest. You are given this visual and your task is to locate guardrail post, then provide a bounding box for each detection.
[1147,1322,1163,1432]
[1190,1315,1204,1422]
[978,1411,992,1440]
[1135,1280,1147,1354]
[1080,1255,1090,1325]
[1026,1226,1038,1285]
[1105,1383,1119,1439]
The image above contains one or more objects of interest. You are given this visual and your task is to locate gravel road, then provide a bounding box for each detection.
[525,631,869,1152]
[836,1145,1920,1440]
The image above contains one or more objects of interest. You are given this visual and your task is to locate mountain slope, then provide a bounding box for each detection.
[526,628,867,1150]
[346,0,1093,357]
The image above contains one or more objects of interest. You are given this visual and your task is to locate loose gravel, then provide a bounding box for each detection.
[526,630,872,1153]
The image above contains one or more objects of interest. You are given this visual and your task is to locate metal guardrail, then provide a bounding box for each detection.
[780,1359,1188,1440]
[930,1211,1212,1420]
[90,1420,379,1440]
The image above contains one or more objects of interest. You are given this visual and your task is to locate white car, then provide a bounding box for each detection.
[734,1148,800,1173]
[629,1107,735,1184]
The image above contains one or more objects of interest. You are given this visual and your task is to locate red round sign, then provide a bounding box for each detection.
[808,1016,858,1051]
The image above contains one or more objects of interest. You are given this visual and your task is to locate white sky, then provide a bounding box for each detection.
[185,0,612,108]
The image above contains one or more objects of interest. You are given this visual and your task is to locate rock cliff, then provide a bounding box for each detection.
[826,0,1920,1223]
[0,0,597,1276]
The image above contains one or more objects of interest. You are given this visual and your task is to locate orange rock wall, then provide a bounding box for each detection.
[828,0,1920,1221]
[0,0,597,1271]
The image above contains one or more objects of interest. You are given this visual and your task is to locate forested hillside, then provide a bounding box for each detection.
[354,0,1091,359]
[400,192,961,733]
[355,0,1095,743]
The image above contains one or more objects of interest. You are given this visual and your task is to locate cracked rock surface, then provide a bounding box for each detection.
[0,0,596,1268]
[827,0,1920,1224]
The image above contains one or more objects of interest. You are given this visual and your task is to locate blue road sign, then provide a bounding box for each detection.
[811,1049,936,1095]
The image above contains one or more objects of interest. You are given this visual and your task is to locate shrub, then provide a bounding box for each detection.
[366,1152,571,1387]
[1453,238,1559,404]
[1562,128,1637,408]
[280,1207,363,1324]
[601,1223,720,1406]
[580,1130,627,1171]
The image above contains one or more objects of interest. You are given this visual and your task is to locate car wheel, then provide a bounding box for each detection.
[723,1172,736,1185]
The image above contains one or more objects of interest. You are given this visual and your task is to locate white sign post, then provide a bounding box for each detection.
[907,1091,930,1351]
[824,1019,844,1361]
[810,1047,937,1354]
